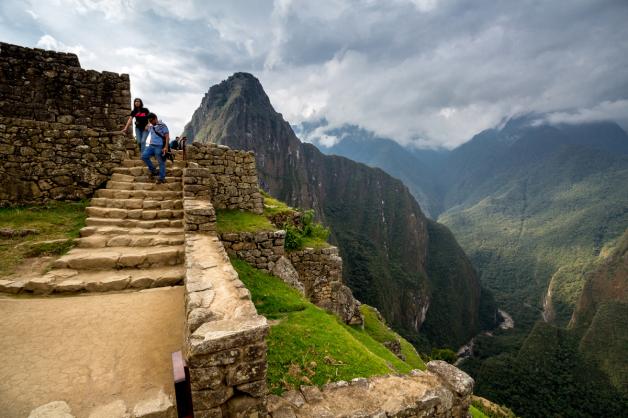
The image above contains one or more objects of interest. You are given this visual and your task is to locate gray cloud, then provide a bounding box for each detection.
[1,0,627,147]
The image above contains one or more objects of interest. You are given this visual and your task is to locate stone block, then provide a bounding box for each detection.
[192,386,234,410]
[226,360,267,386]
[190,366,224,390]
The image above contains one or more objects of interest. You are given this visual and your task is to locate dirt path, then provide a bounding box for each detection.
[0,287,184,418]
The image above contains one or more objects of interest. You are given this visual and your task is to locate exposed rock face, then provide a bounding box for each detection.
[271,256,305,295]
[267,364,474,418]
[183,72,483,344]
[0,42,134,205]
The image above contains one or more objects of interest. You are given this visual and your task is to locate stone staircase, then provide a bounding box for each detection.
[37,158,189,293]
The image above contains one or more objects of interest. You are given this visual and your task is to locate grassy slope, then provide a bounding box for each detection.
[232,258,425,394]
[0,201,87,276]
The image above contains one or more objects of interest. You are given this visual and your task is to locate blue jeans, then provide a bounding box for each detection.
[142,144,165,180]
[135,126,149,154]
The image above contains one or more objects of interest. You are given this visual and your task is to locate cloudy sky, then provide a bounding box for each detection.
[1,0,627,148]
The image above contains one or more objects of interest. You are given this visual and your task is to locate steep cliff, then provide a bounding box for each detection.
[183,72,493,347]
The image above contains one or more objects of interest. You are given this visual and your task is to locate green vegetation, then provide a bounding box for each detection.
[283,210,330,250]
[215,209,275,233]
[217,196,330,250]
[359,305,425,369]
[471,322,628,418]
[469,406,490,418]
[0,201,87,276]
[232,258,424,394]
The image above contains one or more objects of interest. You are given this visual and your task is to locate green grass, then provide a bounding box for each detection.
[469,406,490,418]
[232,258,422,394]
[216,209,275,233]
[262,193,296,218]
[360,305,426,369]
[0,201,87,276]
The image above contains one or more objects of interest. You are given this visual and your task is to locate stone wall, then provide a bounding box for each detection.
[185,142,264,214]
[267,361,474,418]
[183,199,269,417]
[0,116,134,205]
[220,231,285,272]
[287,246,363,325]
[0,42,134,205]
[0,42,130,129]
[184,198,216,233]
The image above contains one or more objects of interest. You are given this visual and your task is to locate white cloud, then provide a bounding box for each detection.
[544,100,628,127]
[3,0,628,147]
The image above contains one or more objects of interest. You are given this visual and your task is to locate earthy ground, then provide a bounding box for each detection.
[0,287,184,418]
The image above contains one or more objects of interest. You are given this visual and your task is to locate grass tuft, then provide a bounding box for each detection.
[216,209,275,233]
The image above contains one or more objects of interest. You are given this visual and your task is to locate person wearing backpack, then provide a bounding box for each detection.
[121,98,150,154]
[142,113,169,184]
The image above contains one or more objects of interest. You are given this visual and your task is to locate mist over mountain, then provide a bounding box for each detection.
[183,72,498,349]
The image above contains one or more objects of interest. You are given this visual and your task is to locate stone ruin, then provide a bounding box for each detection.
[0,42,475,418]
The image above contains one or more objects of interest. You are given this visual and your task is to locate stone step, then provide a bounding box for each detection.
[106,181,182,192]
[113,166,184,177]
[76,233,184,248]
[121,159,186,168]
[13,266,185,294]
[95,189,182,201]
[110,173,181,183]
[85,206,183,220]
[85,217,183,229]
[51,246,184,270]
[80,226,183,238]
[90,198,183,210]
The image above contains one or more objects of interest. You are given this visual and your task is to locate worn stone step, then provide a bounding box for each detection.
[14,266,186,294]
[110,173,181,183]
[95,189,182,201]
[85,217,183,229]
[113,166,184,177]
[86,206,183,220]
[90,198,183,210]
[80,226,183,238]
[106,181,182,192]
[76,233,184,248]
[51,246,184,270]
[121,159,186,168]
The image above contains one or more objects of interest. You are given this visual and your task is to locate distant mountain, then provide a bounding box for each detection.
[183,72,497,348]
[299,123,448,218]
[440,117,628,325]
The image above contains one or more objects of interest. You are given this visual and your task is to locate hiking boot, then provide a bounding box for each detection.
[149,169,158,179]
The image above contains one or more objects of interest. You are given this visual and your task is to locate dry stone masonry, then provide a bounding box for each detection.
[0,43,134,205]
[220,231,286,272]
[186,142,264,213]
[182,207,269,417]
[288,246,363,325]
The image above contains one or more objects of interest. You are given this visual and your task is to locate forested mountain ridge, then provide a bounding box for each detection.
[183,72,497,348]
[309,114,628,417]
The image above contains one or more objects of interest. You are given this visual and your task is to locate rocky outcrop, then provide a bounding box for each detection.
[268,361,474,418]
